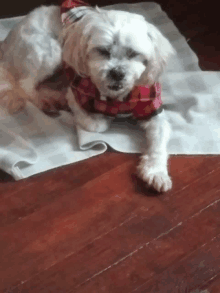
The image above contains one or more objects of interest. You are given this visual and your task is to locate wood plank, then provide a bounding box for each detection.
[0,152,135,228]
[1,155,219,229]
[134,233,220,292]
[1,158,139,291]
[67,195,220,293]
[7,158,220,292]
[199,273,220,293]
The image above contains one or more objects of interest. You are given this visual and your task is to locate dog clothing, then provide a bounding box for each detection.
[65,66,163,119]
[61,0,164,120]
[61,0,90,24]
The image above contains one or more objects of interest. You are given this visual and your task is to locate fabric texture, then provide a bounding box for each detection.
[65,65,163,119]
[61,0,90,23]
[0,2,219,180]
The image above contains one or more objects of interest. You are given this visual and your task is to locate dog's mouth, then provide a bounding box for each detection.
[107,84,123,91]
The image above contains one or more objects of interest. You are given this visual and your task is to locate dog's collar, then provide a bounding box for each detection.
[64,64,163,119]
[61,0,90,24]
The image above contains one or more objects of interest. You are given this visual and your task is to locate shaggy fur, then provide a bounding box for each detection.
[0,5,174,192]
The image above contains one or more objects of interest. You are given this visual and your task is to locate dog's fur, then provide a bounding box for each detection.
[0,5,174,192]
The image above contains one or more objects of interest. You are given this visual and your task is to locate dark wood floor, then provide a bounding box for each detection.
[1,1,220,293]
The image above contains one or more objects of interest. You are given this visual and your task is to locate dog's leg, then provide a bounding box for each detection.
[66,88,112,132]
[1,6,62,112]
[137,110,172,192]
[17,35,63,110]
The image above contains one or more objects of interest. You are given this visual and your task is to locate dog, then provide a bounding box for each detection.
[0,2,174,192]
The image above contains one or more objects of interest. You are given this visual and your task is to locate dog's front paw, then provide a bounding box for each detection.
[137,158,172,193]
[78,114,111,133]
[92,114,111,133]
[142,171,172,193]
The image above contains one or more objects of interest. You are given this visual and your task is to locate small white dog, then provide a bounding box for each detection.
[0,3,174,192]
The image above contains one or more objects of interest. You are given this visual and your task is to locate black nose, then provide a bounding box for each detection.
[108,67,125,81]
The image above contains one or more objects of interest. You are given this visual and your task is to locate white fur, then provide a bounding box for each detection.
[0,5,174,192]
[62,7,174,98]
[0,6,63,110]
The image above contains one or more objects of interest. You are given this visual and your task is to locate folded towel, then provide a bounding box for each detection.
[0,2,219,180]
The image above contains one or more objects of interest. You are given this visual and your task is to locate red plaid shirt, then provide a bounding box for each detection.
[61,0,89,13]
[65,66,163,119]
[61,0,90,23]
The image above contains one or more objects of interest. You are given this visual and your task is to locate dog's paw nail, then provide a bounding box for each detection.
[138,167,172,193]
[150,173,172,192]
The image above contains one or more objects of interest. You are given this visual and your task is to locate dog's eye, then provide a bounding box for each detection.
[97,48,111,58]
[127,49,139,59]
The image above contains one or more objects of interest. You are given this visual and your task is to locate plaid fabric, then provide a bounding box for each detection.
[61,0,90,24]
[61,0,89,13]
[65,66,163,119]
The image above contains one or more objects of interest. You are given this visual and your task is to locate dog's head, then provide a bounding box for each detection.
[62,7,174,99]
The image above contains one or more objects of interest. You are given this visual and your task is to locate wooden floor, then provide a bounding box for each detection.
[1,2,220,293]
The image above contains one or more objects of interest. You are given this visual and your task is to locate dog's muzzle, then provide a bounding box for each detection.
[107,67,125,91]
[108,84,123,91]
[108,67,125,82]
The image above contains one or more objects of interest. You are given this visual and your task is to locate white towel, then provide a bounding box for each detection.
[0,2,219,180]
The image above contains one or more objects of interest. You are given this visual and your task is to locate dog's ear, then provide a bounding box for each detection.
[61,7,98,76]
[140,23,175,85]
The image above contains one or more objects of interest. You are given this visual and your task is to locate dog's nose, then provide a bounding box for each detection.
[108,67,125,81]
